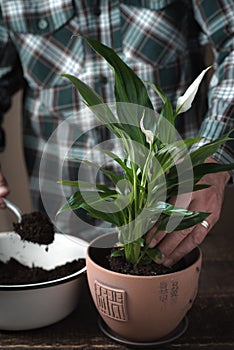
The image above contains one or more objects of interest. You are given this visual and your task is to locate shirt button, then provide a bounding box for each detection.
[99,75,108,85]
[38,18,48,30]
[94,7,101,16]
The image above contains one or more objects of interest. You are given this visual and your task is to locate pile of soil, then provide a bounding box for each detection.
[0,211,86,285]
[0,258,85,285]
[13,211,55,245]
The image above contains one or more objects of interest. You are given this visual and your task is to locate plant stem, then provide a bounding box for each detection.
[138,143,153,211]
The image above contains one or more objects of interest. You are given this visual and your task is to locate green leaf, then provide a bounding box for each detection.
[192,184,211,192]
[58,190,128,226]
[145,201,202,217]
[146,82,174,123]
[60,74,119,137]
[144,201,211,233]
[171,211,210,231]
[113,105,150,146]
[166,132,234,186]
[166,162,234,199]
[124,241,142,264]
[192,162,234,182]
[98,148,128,171]
[146,81,176,143]
[189,133,234,166]
[79,36,155,146]
[161,99,174,121]
[155,137,203,177]
[98,147,141,187]
[168,183,211,198]
[85,37,153,109]
[111,249,124,258]
[58,179,117,195]
[66,157,124,186]
[57,191,85,214]
[146,81,168,105]
[157,211,210,232]
[145,247,162,263]
[85,208,124,226]
[57,180,80,188]
[61,73,105,107]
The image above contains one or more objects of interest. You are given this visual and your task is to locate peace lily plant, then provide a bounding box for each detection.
[58,37,234,267]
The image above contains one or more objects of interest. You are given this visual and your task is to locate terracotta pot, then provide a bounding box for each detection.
[86,232,202,342]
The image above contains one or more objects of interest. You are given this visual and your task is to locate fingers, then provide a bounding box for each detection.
[157,223,209,266]
[151,171,226,266]
[0,169,10,207]
[155,227,195,265]
[155,189,217,266]
[147,227,166,248]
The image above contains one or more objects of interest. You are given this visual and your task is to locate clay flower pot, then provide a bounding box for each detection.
[86,232,202,344]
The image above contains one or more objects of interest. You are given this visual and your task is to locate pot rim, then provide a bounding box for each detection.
[87,231,202,279]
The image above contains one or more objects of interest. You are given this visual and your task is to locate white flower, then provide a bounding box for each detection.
[176,66,211,115]
[140,112,154,145]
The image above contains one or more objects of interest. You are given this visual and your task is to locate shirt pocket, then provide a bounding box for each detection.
[1,0,75,35]
[120,0,188,68]
[0,0,85,89]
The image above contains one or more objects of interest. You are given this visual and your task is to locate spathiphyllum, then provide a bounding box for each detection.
[58,37,234,266]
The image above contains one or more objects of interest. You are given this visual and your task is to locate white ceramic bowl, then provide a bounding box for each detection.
[0,232,87,330]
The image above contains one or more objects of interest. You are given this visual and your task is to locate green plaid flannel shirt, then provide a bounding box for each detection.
[0,0,233,218]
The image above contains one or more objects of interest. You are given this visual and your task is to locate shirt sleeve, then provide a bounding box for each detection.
[0,23,25,151]
[192,0,234,179]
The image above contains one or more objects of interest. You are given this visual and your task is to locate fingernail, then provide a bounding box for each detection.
[149,239,157,248]
[156,253,165,264]
[163,258,174,267]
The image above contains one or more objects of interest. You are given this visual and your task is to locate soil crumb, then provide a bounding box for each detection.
[13,212,55,245]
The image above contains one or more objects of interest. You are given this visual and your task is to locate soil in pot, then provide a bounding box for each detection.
[90,247,199,276]
[0,211,85,285]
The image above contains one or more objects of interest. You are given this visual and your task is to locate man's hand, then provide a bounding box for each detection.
[0,166,10,207]
[148,157,230,267]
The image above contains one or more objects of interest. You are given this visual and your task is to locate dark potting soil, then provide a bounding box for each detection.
[90,247,191,276]
[108,253,184,276]
[0,258,86,285]
[13,211,55,245]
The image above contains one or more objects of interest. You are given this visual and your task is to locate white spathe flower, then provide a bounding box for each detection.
[140,112,154,145]
[176,66,211,115]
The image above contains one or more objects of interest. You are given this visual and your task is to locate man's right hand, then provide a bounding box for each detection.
[0,167,10,207]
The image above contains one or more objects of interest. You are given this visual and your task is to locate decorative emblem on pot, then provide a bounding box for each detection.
[95,280,128,321]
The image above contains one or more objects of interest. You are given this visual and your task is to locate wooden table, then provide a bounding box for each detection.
[1,195,234,349]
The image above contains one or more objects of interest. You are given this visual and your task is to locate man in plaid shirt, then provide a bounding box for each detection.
[0,0,233,265]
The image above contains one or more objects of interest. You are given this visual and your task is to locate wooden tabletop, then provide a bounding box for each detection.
[1,191,234,349]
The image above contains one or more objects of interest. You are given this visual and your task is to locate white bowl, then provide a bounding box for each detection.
[0,232,88,330]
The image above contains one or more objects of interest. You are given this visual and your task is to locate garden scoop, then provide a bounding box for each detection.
[2,197,55,245]
[2,198,22,223]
